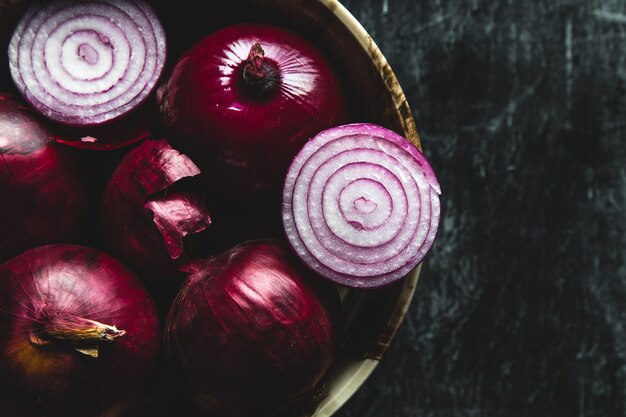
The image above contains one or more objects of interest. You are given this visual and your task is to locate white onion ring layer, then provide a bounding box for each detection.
[8,0,166,126]
[282,123,441,289]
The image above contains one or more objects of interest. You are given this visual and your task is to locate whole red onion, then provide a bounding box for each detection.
[158,23,348,199]
[101,138,211,284]
[165,239,341,416]
[0,93,88,262]
[0,244,160,417]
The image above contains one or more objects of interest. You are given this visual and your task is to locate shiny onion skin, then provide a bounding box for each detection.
[165,240,341,417]
[51,102,156,150]
[0,93,88,262]
[158,23,348,199]
[0,245,160,417]
[282,123,442,289]
[101,138,211,283]
[8,0,166,127]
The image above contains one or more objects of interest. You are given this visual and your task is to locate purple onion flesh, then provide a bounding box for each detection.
[282,123,442,289]
[8,0,166,127]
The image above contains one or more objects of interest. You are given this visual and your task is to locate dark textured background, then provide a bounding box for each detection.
[335,0,626,416]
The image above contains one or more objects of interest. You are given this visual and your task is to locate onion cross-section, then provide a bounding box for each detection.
[282,123,441,289]
[8,0,166,126]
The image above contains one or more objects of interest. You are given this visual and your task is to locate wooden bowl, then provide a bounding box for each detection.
[194,2,422,416]
[158,4,425,413]
[0,1,423,416]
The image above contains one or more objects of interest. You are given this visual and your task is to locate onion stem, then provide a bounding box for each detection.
[241,42,281,96]
[244,43,266,79]
[32,313,126,358]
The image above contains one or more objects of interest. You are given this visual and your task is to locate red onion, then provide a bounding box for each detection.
[101,138,211,283]
[165,239,341,416]
[159,23,347,198]
[282,123,442,289]
[51,102,156,150]
[0,93,88,262]
[8,0,166,127]
[0,244,160,417]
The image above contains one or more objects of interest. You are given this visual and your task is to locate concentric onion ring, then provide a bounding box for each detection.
[282,123,441,289]
[8,0,166,126]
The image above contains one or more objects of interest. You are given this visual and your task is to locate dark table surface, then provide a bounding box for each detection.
[335,1,625,416]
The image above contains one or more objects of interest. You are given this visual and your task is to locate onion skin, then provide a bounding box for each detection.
[8,0,166,127]
[0,93,88,262]
[165,239,341,417]
[51,102,156,150]
[101,138,211,284]
[282,123,442,289]
[159,23,348,200]
[0,244,160,417]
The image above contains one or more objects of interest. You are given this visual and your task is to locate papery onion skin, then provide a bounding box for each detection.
[165,239,341,417]
[158,23,348,200]
[0,93,88,262]
[282,123,442,289]
[0,244,160,417]
[101,138,211,285]
[8,0,166,127]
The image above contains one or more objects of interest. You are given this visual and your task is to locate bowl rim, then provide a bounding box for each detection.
[311,1,422,416]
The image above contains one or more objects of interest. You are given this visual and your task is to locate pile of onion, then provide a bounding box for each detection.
[282,123,442,289]
[165,239,341,416]
[0,93,88,262]
[0,244,160,417]
[0,3,444,416]
[8,0,166,130]
[158,23,348,199]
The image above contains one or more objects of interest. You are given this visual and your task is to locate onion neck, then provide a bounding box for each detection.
[31,313,126,358]
[241,43,282,97]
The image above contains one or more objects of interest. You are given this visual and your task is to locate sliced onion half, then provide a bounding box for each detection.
[8,0,166,126]
[282,123,441,289]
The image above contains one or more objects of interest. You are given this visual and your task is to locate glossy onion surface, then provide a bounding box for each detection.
[165,240,340,416]
[102,138,211,283]
[0,93,88,262]
[0,245,160,417]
